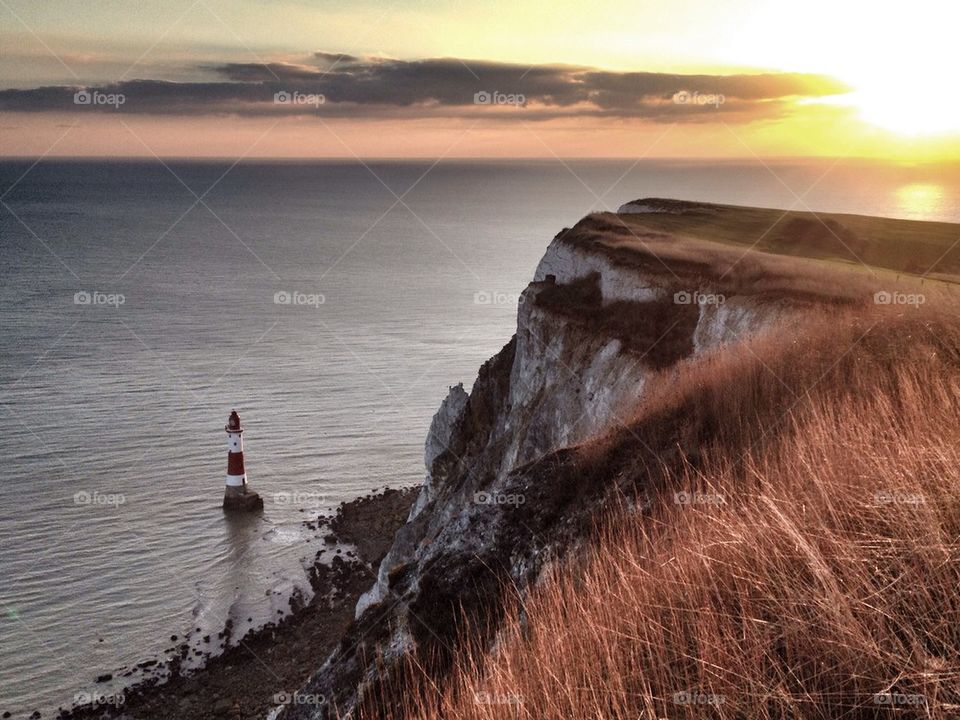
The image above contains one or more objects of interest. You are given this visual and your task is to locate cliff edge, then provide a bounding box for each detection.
[279,200,948,719]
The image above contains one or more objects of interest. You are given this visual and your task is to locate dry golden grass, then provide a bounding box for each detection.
[606,202,960,281]
[384,305,960,720]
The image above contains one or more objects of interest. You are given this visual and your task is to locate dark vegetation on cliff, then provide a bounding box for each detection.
[363,305,960,719]
[534,273,700,368]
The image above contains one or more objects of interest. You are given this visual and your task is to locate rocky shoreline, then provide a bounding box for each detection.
[49,486,418,720]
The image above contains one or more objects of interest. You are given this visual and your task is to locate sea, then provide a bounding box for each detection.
[2,158,959,717]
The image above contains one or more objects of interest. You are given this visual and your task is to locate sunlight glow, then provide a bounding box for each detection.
[894,183,945,218]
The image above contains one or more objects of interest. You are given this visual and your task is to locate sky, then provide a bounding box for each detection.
[0,0,957,159]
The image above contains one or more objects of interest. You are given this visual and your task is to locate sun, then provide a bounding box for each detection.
[837,13,958,138]
[852,80,960,137]
[723,0,958,141]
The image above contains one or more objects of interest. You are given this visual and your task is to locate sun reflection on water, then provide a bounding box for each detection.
[894,183,945,219]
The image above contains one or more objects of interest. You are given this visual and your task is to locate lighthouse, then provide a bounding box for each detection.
[222,409,263,511]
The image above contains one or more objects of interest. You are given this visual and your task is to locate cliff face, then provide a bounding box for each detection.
[281,207,805,719]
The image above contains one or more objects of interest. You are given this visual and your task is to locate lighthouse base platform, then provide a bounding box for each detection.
[223,485,264,512]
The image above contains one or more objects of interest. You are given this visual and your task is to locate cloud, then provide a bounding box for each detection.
[312,51,362,66]
[0,54,850,122]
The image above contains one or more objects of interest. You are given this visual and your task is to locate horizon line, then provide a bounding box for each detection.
[1,155,955,166]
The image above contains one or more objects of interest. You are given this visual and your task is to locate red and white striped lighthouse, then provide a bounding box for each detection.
[222,409,262,511]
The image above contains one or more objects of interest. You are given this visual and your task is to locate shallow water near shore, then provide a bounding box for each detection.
[2,158,959,717]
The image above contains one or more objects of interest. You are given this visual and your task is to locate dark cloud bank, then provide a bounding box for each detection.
[0,53,849,122]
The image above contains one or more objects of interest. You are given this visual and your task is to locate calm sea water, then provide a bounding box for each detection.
[1,158,958,717]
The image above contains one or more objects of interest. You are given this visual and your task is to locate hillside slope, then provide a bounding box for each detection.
[397,307,960,719]
[280,201,958,720]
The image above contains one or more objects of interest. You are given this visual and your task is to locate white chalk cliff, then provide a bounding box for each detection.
[281,204,804,719]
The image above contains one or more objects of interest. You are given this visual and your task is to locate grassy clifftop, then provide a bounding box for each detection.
[609,198,960,282]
